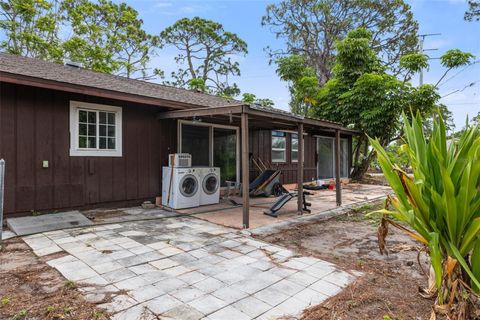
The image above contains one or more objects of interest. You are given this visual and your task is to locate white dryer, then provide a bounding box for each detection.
[198,167,221,205]
[162,167,200,209]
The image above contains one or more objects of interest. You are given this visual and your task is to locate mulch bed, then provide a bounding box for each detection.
[0,239,109,320]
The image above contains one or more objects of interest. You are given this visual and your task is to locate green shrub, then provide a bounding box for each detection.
[370,112,480,318]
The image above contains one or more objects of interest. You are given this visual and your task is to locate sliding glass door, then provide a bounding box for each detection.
[181,124,210,166]
[317,137,335,179]
[179,121,238,186]
[213,128,237,186]
[316,136,349,179]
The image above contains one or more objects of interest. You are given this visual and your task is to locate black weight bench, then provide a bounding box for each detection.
[264,191,312,218]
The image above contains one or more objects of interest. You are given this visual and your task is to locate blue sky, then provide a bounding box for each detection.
[122,0,479,130]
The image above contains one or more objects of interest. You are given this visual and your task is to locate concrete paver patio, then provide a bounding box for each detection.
[23,216,358,320]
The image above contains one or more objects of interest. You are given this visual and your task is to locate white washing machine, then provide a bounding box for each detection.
[198,167,221,205]
[162,167,200,209]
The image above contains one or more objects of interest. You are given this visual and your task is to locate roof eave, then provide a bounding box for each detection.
[0,71,204,110]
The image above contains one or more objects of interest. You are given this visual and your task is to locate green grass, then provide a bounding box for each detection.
[0,297,10,307]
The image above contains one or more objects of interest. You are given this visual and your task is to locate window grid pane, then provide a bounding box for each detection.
[78,110,97,149]
[78,109,117,150]
[291,150,298,161]
[291,134,299,162]
[272,150,286,162]
[272,132,287,163]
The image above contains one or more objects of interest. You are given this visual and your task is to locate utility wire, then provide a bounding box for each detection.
[438,60,480,88]
[441,102,480,105]
[441,80,480,98]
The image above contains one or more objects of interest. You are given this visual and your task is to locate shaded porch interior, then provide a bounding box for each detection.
[158,104,360,229]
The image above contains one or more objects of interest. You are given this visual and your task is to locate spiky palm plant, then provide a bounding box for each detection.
[370,112,480,319]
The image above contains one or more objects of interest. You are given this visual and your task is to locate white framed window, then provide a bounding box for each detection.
[291,133,305,163]
[69,101,122,157]
[291,133,299,162]
[271,131,287,163]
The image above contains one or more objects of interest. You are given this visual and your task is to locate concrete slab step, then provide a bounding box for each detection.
[7,211,93,236]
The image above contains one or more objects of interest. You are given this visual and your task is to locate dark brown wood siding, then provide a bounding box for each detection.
[0,82,176,215]
[249,129,317,185]
[249,129,353,184]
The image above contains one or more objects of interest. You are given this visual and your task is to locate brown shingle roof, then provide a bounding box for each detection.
[0,52,242,108]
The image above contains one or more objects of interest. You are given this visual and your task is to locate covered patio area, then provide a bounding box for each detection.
[158,104,360,229]
[175,183,391,229]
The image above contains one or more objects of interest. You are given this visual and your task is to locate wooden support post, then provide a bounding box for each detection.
[335,129,342,206]
[241,112,250,228]
[297,123,304,214]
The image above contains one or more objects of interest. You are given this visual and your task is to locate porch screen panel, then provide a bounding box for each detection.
[317,137,334,179]
[181,124,210,166]
[213,128,237,186]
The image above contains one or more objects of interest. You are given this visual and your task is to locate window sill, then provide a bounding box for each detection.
[69,149,122,157]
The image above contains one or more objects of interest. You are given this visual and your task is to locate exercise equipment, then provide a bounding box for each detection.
[264,191,312,217]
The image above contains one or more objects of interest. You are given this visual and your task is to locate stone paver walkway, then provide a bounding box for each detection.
[23,216,357,320]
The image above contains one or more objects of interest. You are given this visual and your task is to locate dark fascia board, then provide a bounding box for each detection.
[156,104,360,134]
[245,108,302,125]
[303,118,361,135]
[157,104,245,120]
[0,72,204,110]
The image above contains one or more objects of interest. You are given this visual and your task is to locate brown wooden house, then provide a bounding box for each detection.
[0,53,357,227]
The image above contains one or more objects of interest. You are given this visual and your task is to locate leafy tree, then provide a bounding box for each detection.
[277,29,474,179]
[384,142,410,171]
[160,17,248,95]
[473,111,480,125]
[242,93,256,104]
[187,78,206,93]
[255,98,274,108]
[423,104,455,136]
[276,55,318,114]
[0,0,160,79]
[450,111,480,139]
[61,0,159,79]
[242,93,275,108]
[435,49,475,86]
[399,52,429,80]
[114,19,161,80]
[262,0,419,85]
[465,0,480,21]
[0,0,63,60]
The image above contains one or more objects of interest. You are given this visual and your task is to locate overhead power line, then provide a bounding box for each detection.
[441,80,480,98]
[438,60,480,88]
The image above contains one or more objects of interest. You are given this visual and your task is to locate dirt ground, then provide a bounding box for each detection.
[0,239,109,320]
[256,201,434,320]
[357,173,389,186]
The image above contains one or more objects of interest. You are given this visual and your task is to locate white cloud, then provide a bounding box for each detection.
[444,0,467,4]
[150,1,212,15]
[154,2,173,8]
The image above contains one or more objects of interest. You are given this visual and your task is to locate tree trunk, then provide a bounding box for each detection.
[351,149,376,180]
[349,135,374,180]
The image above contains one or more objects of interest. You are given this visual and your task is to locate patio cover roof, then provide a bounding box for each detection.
[157,104,360,135]
[160,103,356,229]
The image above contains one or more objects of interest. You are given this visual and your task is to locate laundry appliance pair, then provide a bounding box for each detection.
[162,154,220,209]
